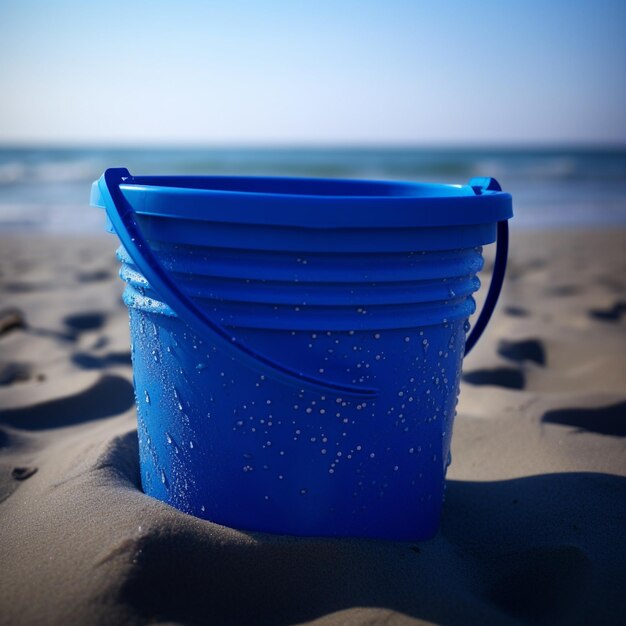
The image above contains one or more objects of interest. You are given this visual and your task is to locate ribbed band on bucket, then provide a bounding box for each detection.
[118,243,482,331]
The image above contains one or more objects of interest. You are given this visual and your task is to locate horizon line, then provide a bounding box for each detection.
[1,140,626,152]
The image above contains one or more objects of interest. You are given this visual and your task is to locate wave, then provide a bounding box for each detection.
[0,159,102,186]
[1,147,625,188]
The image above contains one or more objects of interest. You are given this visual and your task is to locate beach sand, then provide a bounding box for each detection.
[0,229,625,625]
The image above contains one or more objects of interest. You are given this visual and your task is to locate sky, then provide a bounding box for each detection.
[0,0,625,146]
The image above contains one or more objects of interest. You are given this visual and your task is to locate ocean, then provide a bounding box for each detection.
[0,146,625,233]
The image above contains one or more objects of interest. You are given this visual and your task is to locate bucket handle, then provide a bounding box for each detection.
[465,177,510,356]
[100,168,507,396]
[100,168,378,399]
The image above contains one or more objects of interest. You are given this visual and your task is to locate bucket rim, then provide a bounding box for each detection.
[91,174,513,229]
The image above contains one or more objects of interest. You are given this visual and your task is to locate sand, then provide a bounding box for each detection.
[1,229,625,626]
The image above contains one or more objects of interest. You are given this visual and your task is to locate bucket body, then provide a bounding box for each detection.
[93,173,512,540]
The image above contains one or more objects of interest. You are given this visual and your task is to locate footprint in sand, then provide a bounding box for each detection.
[542,400,626,437]
[11,466,38,480]
[1,282,52,294]
[0,362,32,386]
[72,352,132,370]
[63,312,107,333]
[75,269,113,283]
[0,466,21,505]
[0,308,27,337]
[463,339,547,390]
[0,465,38,505]
[503,306,530,318]
[462,367,525,390]
[0,426,38,504]
[497,338,546,366]
[589,301,626,322]
[0,374,135,431]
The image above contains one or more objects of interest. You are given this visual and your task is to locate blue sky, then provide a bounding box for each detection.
[0,0,624,145]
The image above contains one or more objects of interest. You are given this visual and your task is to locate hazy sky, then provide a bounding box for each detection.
[1,0,624,145]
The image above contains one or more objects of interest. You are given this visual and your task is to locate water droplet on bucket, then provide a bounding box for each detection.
[144,390,150,404]
[173,389,183,411]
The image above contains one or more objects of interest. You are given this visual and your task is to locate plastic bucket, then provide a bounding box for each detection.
[92,169,512,541]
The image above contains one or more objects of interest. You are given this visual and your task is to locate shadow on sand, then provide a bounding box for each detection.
[0,375,135,430]
[95,432,626,626]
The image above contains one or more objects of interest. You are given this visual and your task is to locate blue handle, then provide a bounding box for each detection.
[463,220,508,355]
[100,168,378,399]
[464,178,509,356]
[100,169,506,396]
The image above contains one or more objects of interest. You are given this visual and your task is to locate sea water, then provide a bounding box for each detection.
[1,145,625,232]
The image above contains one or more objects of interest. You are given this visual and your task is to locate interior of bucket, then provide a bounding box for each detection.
[118,176,476,198]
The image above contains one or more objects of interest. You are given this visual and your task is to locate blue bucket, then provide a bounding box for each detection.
[92,168,512,540]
